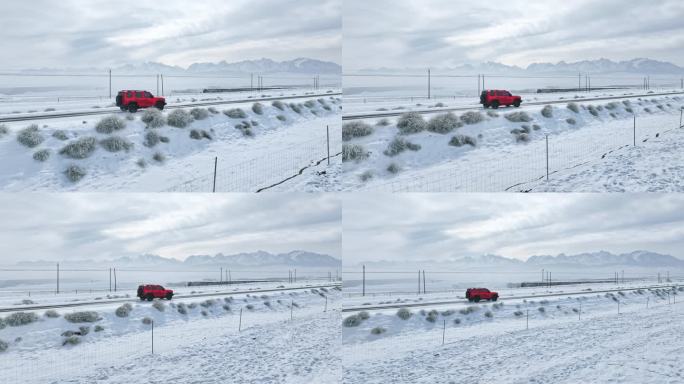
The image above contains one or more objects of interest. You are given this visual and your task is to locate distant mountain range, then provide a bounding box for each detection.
[17,250,341,268]
[21,58,341,75]
[357,251,684,269]
[357,58,684,75]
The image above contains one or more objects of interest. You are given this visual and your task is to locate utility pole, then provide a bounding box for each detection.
[161,74,164,96]
[477,74,481,96]
[220,267,223,283]
[427,68,431,99]
[418,270,421,294]
[156,74,159,95]
[251,73,254,90]
[56,263,60,294]
[423,270,426,294]
[362,265,365,297]
[542,269,544,284]
[633,114,636,146]
[578,72,581,91]
[109,268,112,292]
[114,268,117,292]
[108,69,112,99]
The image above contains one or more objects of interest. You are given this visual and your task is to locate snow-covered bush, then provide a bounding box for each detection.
[449,134,477,147]
[95,116,126,134]
[142,317,153,325]
[200,299,216,308]
[62,336,80,346]
[141,108,165,128]
[289,103,303,114]
[94,325,104,332]
[513,310,524,317]
[144,131,161,147]
[100,136,133,152]
[376,118,391,126]
[460,111,484,125]
[6,312,38,326]
[64,165,87,183]
[0,339,8,352]
[515,133,530,143]
[358,311,370,320]
[484,311,493,318]
[45,310,60,318]
[33,149,51,162]
[177,303,187,315]
[222,304,231,311]
[370,327,386,335]
[397,112,426,134]
[538,307,546,313]
[453,318,461,324]
[79,326,90,335]
[387,163,400,174]
[588,105,599,117]
[383,137,421,156]
[251,103,264,115]
[115,303,133,318]
[208,107,219,114]
[153,152,165,163]
[64,311,100,323]
[152,301,165,312]
[342,121,374,141]
[342,144,369,162]
[505,111,533,123]
[541,105,553,118]
[567,103,580,113]
[566,118,577,125]
[427,113,462,133]
[425,310,438,323]
[343,314,362,327]
[276,115,287,122]
[272,100,286,110]
[396,308,412,320]
[60,137,97,159]
[17,125,44,148]
[359,171,373,182]
[167,109,193,128]
[52,130,69,140]
[487,110,499,118]
[0,124,8,137]
[190,108,209,120]
[304,100,316,108]
[459,306,479,315]
[190,129,212,140]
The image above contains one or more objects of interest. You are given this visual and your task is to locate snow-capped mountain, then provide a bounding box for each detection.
[17,250,341,268]
[525,251,684,267]
[20,58,341,75]
[449,254,523,266]
[526,58,684,74]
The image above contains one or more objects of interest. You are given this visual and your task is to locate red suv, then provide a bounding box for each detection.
[465,288,499,302]
[137,284,174,301]
[116,90,166,113]
[480,90,522,109]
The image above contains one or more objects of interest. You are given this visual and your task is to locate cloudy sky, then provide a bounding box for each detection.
[0,0,341,70]
[344,0,684,71]
[0,194,341,264]
[343,194,684,265]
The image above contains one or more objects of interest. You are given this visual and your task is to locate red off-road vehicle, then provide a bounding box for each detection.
[480,90,522,109]
[116,90,166,113]
[465,288,499,302]
[137,284,174,301]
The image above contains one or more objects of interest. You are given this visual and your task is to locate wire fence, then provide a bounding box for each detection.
[341,285,682,382]
[0,293,339,384]
[166,124,342,192]
[343,72,684,101]
[364,110,684,192]
[0,72,342,102]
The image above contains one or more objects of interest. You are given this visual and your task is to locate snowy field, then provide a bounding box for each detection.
[0,284,341,384]
[342,283,683,384]
[0,90,342,192]
[342,89,684,192]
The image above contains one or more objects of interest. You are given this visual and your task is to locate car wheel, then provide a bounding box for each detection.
[491,101,499,109]
[513,101,521,108]
[492,296,498,302]
[473,297,481,302]
[166,293,173,300]
[156,102,165,111]
[128,104,138,113]
[120,107,126,112]
[146,295,154,301]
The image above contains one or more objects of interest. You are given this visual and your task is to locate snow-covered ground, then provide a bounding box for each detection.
[342,284,683,384]
[0,285,341,384]
[342,91,684,192]
[0,92,341,192]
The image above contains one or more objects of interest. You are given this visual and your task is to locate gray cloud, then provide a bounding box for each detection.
[343,0,684,71]
[0,0,341,69]
[343,194,684,265]
[0,194,341,264]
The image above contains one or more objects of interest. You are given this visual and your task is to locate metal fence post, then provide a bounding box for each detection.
[324,296,327,313]
[680,108,683,128]
[151,320,154,354]
[290,300,294,321]
[526,309,529,330]
[633,115,636,146]
[545,135,549,181]
[578,301,581,320]
[239,308,243,332]
[326,125,330,166]
[362,265,366,297]
[212,157,218,193]
[442,319,446,345]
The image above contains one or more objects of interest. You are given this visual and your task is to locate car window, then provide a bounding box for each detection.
[136,92,143,98]
[127,91,133,97]
[145,92,153,98]
[504,91,511,96]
